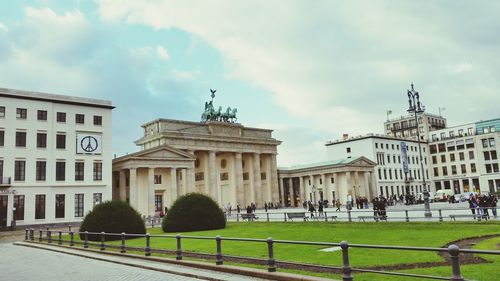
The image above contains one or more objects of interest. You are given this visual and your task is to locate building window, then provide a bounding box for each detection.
[56,134,66,149]
[0,130,4,146]
[93,162,103,181]
[331,177,334,184]
[432,156,437,164]
[471,163,477,173]
[451,165,457,175]
[220,172,229,181]
[450,154,456,162]
[36,133,47,148]
[35,195,46,219]
[484,151,490,161]
[14,160,25,181]
[375,143,378,149]
[16,132,27,147]
[93,115,102,126]
[195,172,204,181]
[260,172,266,180]
[346,147,351,153]
[16,108,27,119]
[433,167,439,177]
[37,110,47,121]
[75,114,85,124]
[154,175,162,184]
[469,151,475,160]
[36,161,46,181]
[75,194,84,217]
[155,195,162,212]
[459,152,464,161]
[56,161,65,181]
[75,162,84,181]
[55,194,65,218]
[429,144,437,154]
[56,112,66,122]
[441,155,446,163]
[319,178,323,185]
[14,195,25,221]
[461,164,467,174]
[492,150,498,160]
[442,167,448,176]
[220,159,227,168]
[489,138,496,147]
[93,193,102,207]
[482,139,488,148]
[0,106,5,117]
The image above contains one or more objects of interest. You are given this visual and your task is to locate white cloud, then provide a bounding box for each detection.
[0,22,7,32]
[156,45,169,61]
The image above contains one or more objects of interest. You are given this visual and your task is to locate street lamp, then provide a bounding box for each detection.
[407,83,432,218]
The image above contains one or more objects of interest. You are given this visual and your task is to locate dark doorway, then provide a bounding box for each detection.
[0,195,7,228]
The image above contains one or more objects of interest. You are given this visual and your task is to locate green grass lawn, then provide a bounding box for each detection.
[73,221,500,280]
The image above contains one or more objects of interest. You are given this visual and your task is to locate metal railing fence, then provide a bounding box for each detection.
[25,227,500,281]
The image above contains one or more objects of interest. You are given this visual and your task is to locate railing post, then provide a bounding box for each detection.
[68,224,72,232]
[84,231,89,248]
[340,241,353,281]
[30,228,34,241]
[176,234,183,260]
[325,211,328,222]
[284,212,287,222]
[25,229,29,240]
[47,229,52,243]
[449,245,464,281]
[236,213,239,222]
[69,231,74,246]
[145,233,151,256]
[439,209,443,222]
[267,237,276,272]
[39,229,43,242]
[347,210,352,222]
[267,213,270,222]
[215,235,223,265]
[58,231,62,245]
[100,232,106,251]
[120,232,126,253]
[405,210,409,222]
[151,218,155,228]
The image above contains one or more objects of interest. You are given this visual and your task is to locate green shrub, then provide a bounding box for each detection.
[79,200,146,241]
[162,193,226,232]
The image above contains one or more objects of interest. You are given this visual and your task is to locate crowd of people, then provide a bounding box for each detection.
[467,194,498,220]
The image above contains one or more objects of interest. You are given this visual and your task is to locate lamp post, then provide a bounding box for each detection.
[407,83,432,218]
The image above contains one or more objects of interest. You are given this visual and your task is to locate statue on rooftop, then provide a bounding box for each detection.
[201,89,238,123]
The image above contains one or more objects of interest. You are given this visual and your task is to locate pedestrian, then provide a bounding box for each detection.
[372,197,379,221]
[335,199,341,211]
[468,195,477,215]
[308,202,316,218]
[264,202,268,212]
[318,201,324,217]
[237,204,241,213]
[488,194,497,218]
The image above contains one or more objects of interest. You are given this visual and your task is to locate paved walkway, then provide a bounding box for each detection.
[3,242,271,281]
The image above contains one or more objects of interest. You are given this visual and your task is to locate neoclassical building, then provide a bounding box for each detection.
[278,157,377,206]
[112,118,281,216]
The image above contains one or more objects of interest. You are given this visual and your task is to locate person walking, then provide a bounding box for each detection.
[318,201,324,217]
[308,202,316,218]
[335,199,341,212]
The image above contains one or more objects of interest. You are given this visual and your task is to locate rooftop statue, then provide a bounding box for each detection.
[201,89,238,123]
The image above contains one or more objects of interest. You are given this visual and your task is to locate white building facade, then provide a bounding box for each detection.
[326,134,432,198]
[428,118,500,194]
[384,113,447,141]
[0,88,113,228]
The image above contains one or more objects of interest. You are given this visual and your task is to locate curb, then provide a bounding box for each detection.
[14,241,336,281]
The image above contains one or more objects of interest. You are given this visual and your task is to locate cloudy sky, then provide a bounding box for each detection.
[1,1,499,166]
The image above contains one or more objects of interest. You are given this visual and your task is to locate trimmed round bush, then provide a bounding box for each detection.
[79,200,146,241]
[162,193,226,232]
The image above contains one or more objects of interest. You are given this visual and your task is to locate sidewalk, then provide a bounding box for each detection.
[15,241,336,281]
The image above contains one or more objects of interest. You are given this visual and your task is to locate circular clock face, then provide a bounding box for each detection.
[80,136,99,152]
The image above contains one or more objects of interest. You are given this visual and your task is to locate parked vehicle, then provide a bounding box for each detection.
[434,189,455,202]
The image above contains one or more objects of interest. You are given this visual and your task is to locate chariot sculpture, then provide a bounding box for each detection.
[201,89,238,123]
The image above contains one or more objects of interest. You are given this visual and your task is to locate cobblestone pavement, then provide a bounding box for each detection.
[1,243,268,281]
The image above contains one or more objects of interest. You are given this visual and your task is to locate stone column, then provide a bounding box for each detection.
[235,153,244,206]
[321,174,326,202]
[129,168,138,209]
[119,170,127,201]
[287,177,293,206]
[186,165,195,194]
[270,154,279,203]
[253,153,262,206]
[148,168,155,216]
[170,168,178,206]
[180,169,187,196]
[209,151,218,201]
[364,172,371,200]
[280,177,286,205]
[309,175,314,203]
